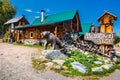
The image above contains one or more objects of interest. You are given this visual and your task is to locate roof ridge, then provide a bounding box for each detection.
[97,11,117,21]
[48,9,77,16]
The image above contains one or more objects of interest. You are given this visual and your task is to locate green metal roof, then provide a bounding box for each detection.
[15,10,78,29]
[79,23,92,35]
[31,10,77,26]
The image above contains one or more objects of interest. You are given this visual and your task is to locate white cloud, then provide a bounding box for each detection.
[35,11,40,14]
[45,8,50,12]
[24,9,32,12]
[35,16,40,18]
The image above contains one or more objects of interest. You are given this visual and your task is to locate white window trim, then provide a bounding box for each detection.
[30,31,33,38]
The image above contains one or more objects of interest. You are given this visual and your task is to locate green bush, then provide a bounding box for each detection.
[115,58,120,64]
[3,31,8,39]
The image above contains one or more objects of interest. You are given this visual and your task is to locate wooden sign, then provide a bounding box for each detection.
[84,33,114,45]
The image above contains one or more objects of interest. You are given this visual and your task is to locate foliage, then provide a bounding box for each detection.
[114,34,120,44]
[13,42,44,49]
[115,58,120,64]
[58,50,119,77]
[3,31,8,39]
[0,0,16,34]
[115,42,120,47]
[31,57,46,71]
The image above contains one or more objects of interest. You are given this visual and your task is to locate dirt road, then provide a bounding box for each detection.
[0,43,73,80]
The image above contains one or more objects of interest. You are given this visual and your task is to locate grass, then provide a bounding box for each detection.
[13,42,44,49]
[31,57,47,71]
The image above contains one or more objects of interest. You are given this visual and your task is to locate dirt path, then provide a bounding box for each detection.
[0,43,73,80]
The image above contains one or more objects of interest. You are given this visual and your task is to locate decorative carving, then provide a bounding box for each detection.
[41,31,67,53]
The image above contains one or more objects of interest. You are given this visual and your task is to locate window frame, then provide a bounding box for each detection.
[30,31,34,38]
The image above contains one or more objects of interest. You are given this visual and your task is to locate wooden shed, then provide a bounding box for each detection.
[98,11,117,52]
[4,16,29,42]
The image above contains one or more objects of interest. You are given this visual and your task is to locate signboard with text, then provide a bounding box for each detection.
[84,33,114,45]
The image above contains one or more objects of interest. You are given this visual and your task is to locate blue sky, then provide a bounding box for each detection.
[10,0,120,35]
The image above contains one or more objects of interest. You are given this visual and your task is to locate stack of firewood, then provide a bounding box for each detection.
[62,31,102,54]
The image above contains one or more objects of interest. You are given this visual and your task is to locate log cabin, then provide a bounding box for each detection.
[4,16,29,42]
[5,10,82,44]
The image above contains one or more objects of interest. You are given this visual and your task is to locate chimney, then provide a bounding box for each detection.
[41,10,45,22]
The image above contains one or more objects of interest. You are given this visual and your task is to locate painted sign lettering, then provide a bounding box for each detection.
[84,33,114,45]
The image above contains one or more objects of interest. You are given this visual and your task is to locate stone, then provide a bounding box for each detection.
[97,58,102,61]
[113,57,117,62]
[42,50,67,59]
[92,67,103,72]
[0,53,3,55]
[45,62,54,69]
[94,61,103,64]
[103,57,111,64]
[24,39,40,45]
[84,52,89,55]
[54,65,62,70]
[71,62,88,73]
[102,64,113,70]
[62,66,68,70]
[52,60,65,66]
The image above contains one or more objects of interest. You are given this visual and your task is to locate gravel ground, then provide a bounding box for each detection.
[0,43,73,80]
[0,43,120,80]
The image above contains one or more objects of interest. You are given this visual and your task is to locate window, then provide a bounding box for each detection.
[30,32,33,38]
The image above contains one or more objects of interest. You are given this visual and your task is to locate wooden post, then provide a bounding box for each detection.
[71,20,73,32]
[22,30,24,43]
[17,29,20,42]
[8,25,11,42]
[76,14,79,32]
[55,26,58,36]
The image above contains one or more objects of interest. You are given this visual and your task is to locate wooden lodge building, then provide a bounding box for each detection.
[5,10,82,44]
[4,10,117,53]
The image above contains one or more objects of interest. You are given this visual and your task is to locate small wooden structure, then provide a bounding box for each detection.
[4,16,29,42]
[84,11,117,54]
[98,11,117,53]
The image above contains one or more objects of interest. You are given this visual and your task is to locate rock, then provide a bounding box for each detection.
[92,67,103,72]
[54,65,62,70]
[62,66,68,70]
[113,57,117,62]
[45,62,54,69]
[66,51,73,57]
[71,62,88,73]
[42,50,67,59]
[84,52,89,55]
[94,61,103,64]
[24,39,40,45]
[104,58,111,64]
[52,60,65,66]
[0,53,3,55]
[16,56,19,58]
[102,64,113,70]
[97,58,102,61]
